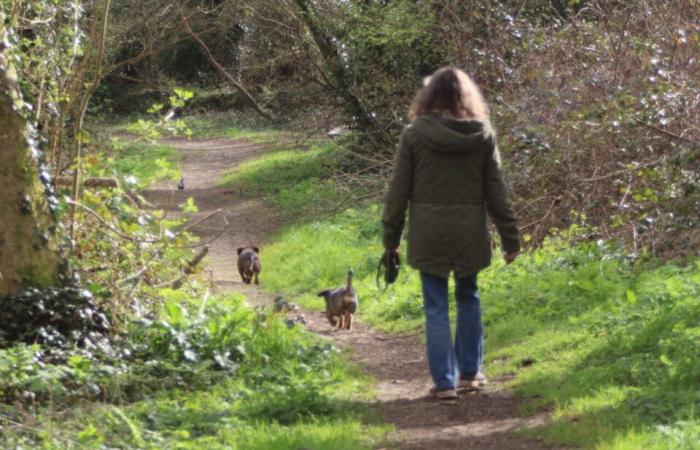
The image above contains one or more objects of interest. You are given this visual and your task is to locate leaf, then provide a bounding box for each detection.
[147,103,164,114]
[626,289,637,305]
[173,87,194,100]
[164,299,186,327]
[180,197,198,213]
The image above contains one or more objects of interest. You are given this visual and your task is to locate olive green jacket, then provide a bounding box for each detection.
[382,115,520,278]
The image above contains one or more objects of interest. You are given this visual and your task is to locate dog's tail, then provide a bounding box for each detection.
[346,268,354,292]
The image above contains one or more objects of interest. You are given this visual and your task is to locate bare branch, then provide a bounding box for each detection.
[632,118,700,147]
[180,11,273,121]
[55,176,118,188]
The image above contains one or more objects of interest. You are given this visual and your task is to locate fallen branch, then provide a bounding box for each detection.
[153,246,209,289]
[184,245,208,274]
[55,176,117,188]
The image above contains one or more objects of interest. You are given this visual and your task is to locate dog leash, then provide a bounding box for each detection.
[376,250,401,290]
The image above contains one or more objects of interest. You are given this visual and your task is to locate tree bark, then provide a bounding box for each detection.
[0,26,61,295]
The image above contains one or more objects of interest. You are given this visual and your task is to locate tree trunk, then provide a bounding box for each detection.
[0,29,61,296]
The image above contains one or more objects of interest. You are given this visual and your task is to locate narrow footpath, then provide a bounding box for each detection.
[144,136,565,450]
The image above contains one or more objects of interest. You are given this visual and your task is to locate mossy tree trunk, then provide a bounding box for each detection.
[0,30,60,296]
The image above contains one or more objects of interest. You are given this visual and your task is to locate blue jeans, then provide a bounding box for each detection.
[420,272,483,390]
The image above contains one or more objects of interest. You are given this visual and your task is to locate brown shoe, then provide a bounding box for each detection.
[430,386,458,400]
[458,372,488,390]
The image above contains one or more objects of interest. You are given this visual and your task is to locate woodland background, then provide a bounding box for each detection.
[1,1,699,448]
[10,0,698,254]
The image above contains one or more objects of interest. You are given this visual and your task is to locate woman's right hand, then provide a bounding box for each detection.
[503,251,518,264]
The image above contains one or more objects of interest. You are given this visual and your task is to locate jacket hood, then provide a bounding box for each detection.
[410,115,491,153]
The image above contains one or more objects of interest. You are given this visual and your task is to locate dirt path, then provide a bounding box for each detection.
[144,137,564,450]
[144,137,281,298]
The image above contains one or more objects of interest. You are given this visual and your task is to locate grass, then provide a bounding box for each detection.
[259,203,700,448]
[0,122,391,449]
[0,293,389,449]
[7,387,385,449]
[225,142,700,448]
[218,141,346,218]
[181,113,282,142]
[481,244,700,449]
[92,110,283,142]
[86,139,180,188]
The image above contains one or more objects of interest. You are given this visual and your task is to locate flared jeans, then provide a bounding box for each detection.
[420,271,483,390]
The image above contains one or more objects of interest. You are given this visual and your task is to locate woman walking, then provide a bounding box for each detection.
[382,67,520,400]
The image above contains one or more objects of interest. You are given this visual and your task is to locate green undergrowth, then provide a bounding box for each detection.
[219,141,344,218]
[262,206,424,334]
[89,138,180,188]
[0,292,387,449]
[181,113,282,142]
[260,205,699,449]
[95,110,283,143]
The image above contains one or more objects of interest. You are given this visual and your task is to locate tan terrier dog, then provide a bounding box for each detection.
[318,269,358,330]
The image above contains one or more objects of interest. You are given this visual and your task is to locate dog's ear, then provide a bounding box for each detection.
[237,247,244,255]
[252,246,260,253]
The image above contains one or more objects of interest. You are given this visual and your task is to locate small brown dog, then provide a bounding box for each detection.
[318,269,358,330]
[237,246,261,285]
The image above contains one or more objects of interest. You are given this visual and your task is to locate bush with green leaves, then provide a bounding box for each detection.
[58,181,202,325]
[0,291,384,449]
[0,344,71,402]
[0,286,111,352]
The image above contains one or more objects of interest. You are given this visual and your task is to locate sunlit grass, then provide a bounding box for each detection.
[91,139,180,187]
[180,113,283,142]
[219,142,344,217]
[259,202,700,448]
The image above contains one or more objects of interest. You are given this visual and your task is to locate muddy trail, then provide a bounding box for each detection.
[144,136,564,450]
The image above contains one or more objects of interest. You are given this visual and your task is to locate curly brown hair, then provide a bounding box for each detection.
[409,67,490,122]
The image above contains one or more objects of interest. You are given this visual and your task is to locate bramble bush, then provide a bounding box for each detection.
[262,0,700,256]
